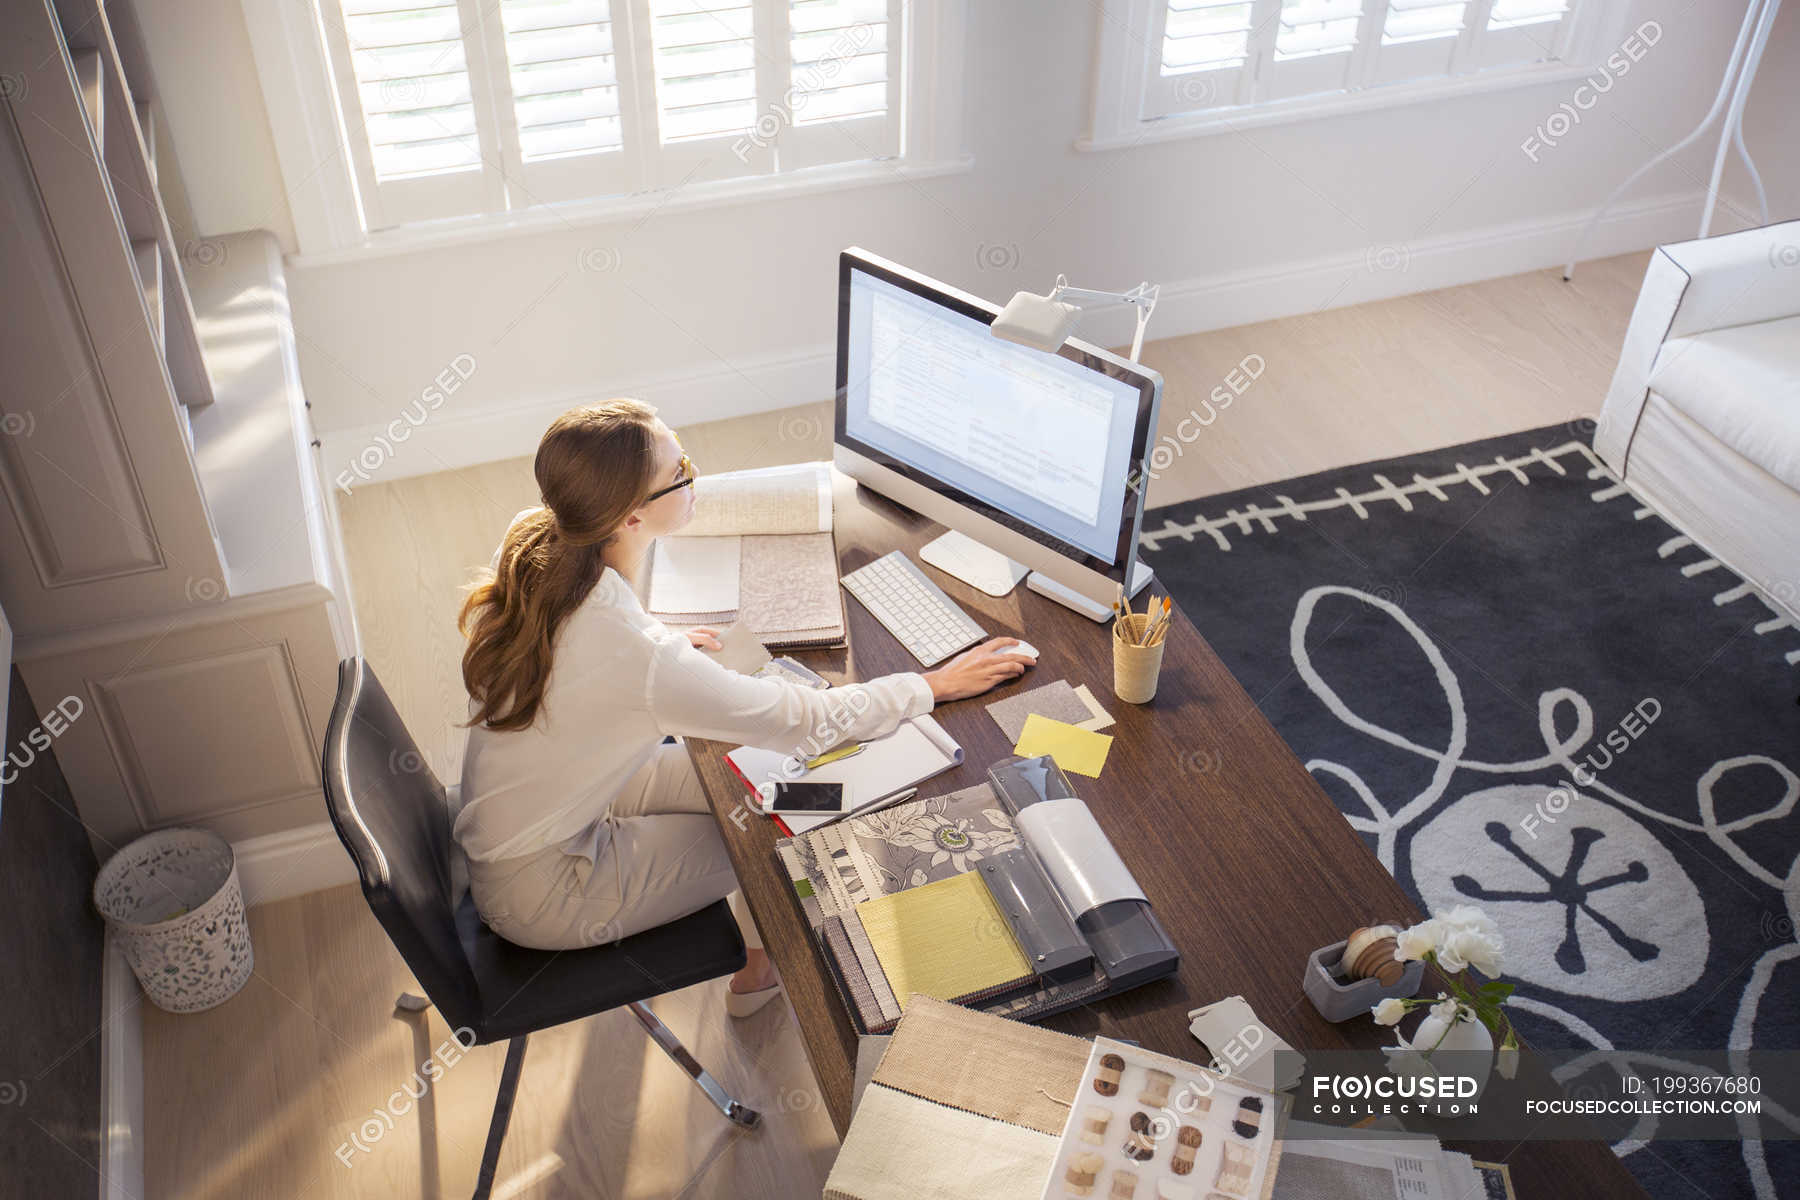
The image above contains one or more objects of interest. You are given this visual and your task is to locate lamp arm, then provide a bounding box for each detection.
[1049,282,1159,313]
[1045,279,1160,361]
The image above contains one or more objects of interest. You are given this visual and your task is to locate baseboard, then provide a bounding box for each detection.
[231,820,359,907]
[316,188,1716,485]
[1124,189,1713,347]
[98,935,143,1200]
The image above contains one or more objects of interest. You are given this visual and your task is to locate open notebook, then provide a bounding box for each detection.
[647,462,846,649]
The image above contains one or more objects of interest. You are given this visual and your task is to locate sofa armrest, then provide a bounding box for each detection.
[1596,221,1800,471]
[1663,220,1800,339]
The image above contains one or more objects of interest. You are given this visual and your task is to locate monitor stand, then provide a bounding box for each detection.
[920,529,1154,622]
[1027,559,1154,623]
[919,530,1029,596]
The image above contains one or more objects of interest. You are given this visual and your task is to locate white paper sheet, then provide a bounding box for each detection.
[726,714,964,834]
[648,535,741,614]
[1015,797,1146,917]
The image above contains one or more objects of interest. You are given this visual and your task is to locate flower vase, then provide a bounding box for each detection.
[1394,1011,1494,1107]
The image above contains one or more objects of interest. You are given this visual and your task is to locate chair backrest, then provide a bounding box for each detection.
[321,657,481,1028]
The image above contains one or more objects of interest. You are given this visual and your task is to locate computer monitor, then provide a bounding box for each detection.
[833,248,1162,619]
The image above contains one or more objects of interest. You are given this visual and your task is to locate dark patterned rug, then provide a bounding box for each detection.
[1138,424,1800,1200]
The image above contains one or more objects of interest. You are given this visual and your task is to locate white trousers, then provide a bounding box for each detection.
[467,741,763,953]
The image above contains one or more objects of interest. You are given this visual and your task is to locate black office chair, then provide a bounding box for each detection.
[321,658,760,1200]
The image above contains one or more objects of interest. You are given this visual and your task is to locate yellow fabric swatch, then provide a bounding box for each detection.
[858,872,1034,1011]
[1013,712,1114,778]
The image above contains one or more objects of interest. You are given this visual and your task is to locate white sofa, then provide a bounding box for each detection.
[1597,220,1800,619]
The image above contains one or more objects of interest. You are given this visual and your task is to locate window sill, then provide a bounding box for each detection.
[1077,61,1596,152]
[290,155,975,268]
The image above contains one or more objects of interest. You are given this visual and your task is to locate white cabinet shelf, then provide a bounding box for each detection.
[0,1,356,853]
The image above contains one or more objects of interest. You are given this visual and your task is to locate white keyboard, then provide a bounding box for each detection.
[840,551,987,667]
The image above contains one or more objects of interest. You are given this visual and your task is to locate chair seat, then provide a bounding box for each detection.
[454,895,747,1044]
[1649,313,1800,491]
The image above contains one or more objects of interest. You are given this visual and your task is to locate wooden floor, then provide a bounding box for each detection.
[142,253,1648,1198]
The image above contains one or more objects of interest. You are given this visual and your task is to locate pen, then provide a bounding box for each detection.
[815,786,918,830]
[805,742,864,770]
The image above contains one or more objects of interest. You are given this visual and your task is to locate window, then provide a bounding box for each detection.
[1090,0,1617,146]
[246,0,961,254]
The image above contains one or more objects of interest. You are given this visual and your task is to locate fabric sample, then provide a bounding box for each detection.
[871,994,1092,1138]
[1014,712,1115,778]
[1072,683,1116,731]
[648,535,741,613]
[738,531,845,642]
[821,916,890,1030]
[858,871,1034,1012]
[823,1082,1059,1200]
[838,904,903,1024]
[985,679,1092,742]
[841,783,1018,895]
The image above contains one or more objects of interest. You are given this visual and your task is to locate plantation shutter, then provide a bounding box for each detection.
[1145,0,1582,118]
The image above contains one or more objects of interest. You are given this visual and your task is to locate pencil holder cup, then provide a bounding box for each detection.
[1112,613,1165,704]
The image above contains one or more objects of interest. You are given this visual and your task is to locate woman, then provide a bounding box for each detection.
[455,400,1032,1015]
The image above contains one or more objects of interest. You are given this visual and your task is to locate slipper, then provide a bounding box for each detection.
[725,979,783,1019]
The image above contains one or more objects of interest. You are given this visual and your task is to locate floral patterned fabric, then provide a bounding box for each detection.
[844,784,1021,895]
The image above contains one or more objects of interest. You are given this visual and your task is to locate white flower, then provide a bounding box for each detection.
[1371,998,1408,1026]
[1497,1042,1520,1080]
[1435,939,1469,973]
[1439,905,1499,937]
[1440,926,1504,977]
[1430,997,1463,1024]
[1384,1041,1433,1083]
[1394,918,1443,962]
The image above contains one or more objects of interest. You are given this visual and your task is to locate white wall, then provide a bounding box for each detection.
[137,1,1796,481]
[133,0,297,254]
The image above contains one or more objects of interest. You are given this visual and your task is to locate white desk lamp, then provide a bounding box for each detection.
[992,275,1161,363]
[918,275,1162,614]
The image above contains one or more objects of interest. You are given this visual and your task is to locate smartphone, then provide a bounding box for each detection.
[756,780,849,815]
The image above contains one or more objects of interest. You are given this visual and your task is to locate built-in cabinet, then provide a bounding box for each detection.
[0,1,356,852]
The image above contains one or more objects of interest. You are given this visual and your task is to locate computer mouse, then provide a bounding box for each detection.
[1007,640,1039,660]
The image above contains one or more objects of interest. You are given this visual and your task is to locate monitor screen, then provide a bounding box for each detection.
[837,257,1153,568]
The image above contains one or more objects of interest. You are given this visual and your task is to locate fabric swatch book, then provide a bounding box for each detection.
[774,756,1180,1035]
[859,871,1036,1012]
[646,462,846,649]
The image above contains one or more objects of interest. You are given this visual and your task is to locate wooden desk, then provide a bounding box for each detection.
[686,472,1645,1198]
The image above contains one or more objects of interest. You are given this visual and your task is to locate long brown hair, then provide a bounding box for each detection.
[459,400,663,731]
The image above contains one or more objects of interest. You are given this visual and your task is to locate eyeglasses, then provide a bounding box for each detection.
[644,452,696,502]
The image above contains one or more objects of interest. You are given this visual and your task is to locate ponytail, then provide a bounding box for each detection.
[459,401,661,730]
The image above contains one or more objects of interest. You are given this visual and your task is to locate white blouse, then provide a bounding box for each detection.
[454,562,932,864]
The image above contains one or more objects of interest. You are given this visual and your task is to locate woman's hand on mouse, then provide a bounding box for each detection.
[685,626,724,651]
[924,638,1034,702]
